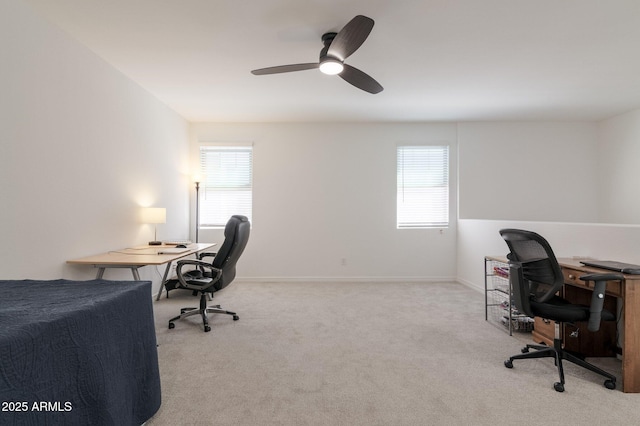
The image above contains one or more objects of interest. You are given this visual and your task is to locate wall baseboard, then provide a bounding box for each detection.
[456,277,483,294]
[234,276,458,283]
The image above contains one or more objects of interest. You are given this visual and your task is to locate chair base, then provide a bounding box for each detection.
[168,293,238,332]
[504,338,617,392]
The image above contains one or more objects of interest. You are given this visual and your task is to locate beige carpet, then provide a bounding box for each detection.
[146,281,638,426]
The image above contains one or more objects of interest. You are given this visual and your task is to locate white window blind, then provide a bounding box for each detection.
[397,145,449,228]
[199,145,253,227]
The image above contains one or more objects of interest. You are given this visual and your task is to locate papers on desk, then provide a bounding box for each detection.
[163,240,192,246]
[115,246,191,255]
[157,247,190,254]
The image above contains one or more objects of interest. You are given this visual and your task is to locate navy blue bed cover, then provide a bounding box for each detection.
[0,279,161,425]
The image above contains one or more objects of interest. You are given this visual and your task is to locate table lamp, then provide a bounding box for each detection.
[141,207,166,246]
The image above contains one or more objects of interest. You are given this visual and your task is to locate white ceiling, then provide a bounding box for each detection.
[24,0,640,123]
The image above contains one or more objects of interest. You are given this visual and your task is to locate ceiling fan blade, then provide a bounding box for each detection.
[339,64,383,94]
[251,63,318,75]
[327,15,374,61]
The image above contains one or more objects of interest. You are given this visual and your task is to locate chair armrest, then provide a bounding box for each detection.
[176,260,222,291]
[177,259,211,269]
[579,272,623,332]
[508,263,534,318]
[197,252,217,260]
[195,252,217,274]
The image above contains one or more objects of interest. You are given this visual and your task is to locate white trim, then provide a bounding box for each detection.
[233,276,457,283]
[456,277,484,294]
[198,140,253,147]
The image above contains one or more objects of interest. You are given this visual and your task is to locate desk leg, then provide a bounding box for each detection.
[156,262,173,301]
[623,282,640,392]
[131,268,141,281]
[95,266,141,281]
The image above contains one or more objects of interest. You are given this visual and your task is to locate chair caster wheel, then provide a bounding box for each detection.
[554,382,564,392]
[233,315,239,321]
[168,322,175,329]
[604,380,616,390]
[521,347,529,353]
[204,325,211,332]
[504,360,513,368]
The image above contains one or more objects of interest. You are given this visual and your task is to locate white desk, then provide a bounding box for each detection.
[67,243,216,300]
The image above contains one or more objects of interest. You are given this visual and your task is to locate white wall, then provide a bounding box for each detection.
[597,108,640,224]
[456,111,640,291]
[0,0,190,283]
[457,219,640,292]
[4,1,639,286]
[191,122,458,281]
[195,118,639,283]
[458,122,599,222]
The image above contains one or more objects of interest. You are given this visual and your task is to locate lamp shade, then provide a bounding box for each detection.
[141,207,166,224]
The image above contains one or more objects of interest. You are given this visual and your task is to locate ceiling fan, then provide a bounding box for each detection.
[251,15,383,94]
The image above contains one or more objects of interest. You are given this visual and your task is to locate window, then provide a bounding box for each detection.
[199,144,253,227]
[396,145,449,228]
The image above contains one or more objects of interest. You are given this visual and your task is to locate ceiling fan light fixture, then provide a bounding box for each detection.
[251,15,383,93]
[319,58,344,75]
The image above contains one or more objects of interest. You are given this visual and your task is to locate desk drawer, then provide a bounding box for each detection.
[563,268,622,297]
[563,268,587,288]
[533,317,556,345]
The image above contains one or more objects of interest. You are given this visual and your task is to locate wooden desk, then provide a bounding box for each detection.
[490,255,640,393]
[67,243,216,300]
[557,258,640,393]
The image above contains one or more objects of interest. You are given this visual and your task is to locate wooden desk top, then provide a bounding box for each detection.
[67,243,216,266]
[488,255,640,280]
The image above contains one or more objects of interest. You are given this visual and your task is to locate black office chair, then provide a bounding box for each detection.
[168,215,250,332]
[499,228,621,392]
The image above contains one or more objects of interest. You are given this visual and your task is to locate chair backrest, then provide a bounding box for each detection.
[499,229,565,309]
[211,215,250,291]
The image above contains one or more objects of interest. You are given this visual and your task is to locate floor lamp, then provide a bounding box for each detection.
[194,180,200,243]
